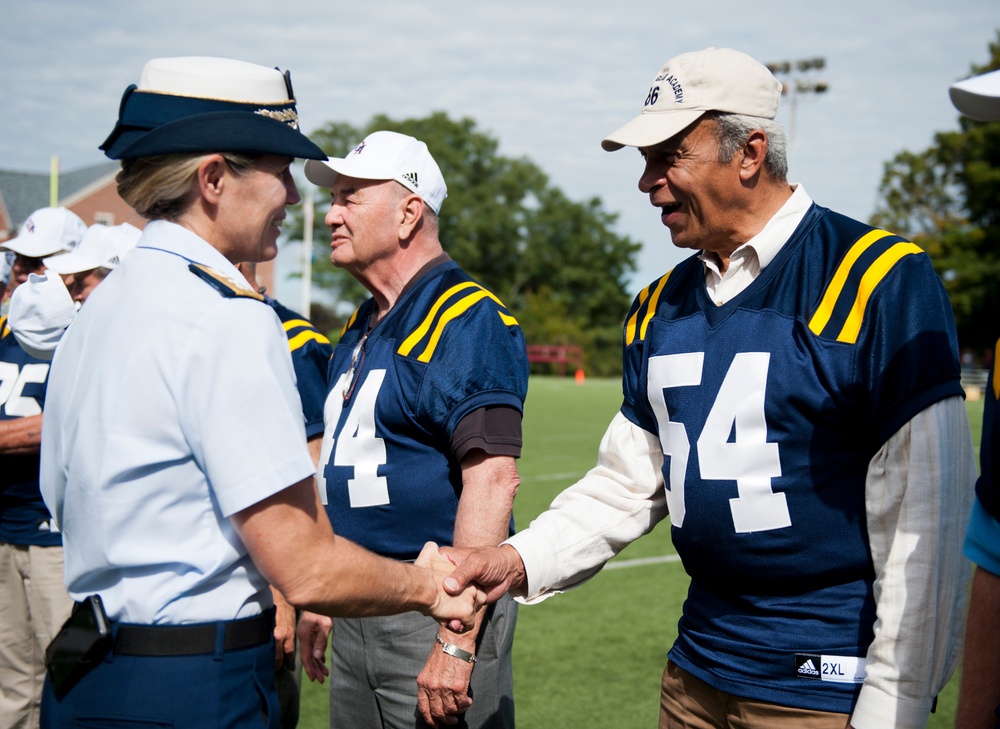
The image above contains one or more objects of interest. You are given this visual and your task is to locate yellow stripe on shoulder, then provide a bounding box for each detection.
[398,284,515,363]
[283,319,313,332]
[835,242,922,343]
[0,315,8,339]
[498,311,519,327]
[412,289,500,363]
[397,282,481,357]
[808,230,893,336]
[287,329,331,352]
[625,271,671,346]
[808,230,921,344]
[340,307,362,338]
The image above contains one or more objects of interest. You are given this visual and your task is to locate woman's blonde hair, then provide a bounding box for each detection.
[116,153,258,221]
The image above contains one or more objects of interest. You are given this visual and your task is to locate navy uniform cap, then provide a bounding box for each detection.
[100,56,327,161]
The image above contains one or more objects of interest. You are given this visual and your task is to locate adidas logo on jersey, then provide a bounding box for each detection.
[794,654,821,679]
[401,172,419,188]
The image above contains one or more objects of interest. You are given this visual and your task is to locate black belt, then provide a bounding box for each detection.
[114,611,273,657]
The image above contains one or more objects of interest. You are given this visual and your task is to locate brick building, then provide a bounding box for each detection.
[0,161,275,292]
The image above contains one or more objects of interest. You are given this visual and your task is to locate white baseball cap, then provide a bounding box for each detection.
[7,271,77,360]
[44,223,142,275]
[1,207,87,258]
[602,48,783,151]
[304,131,448,214]
[949,68,1000,121]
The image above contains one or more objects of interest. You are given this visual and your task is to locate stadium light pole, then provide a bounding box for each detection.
[765,57,829,169]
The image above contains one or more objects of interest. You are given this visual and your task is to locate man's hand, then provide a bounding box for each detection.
[416,633,475,726]
[441,544,527,604]
[414,542,487,632]
[271,586,296,671]
[296,610,332,683]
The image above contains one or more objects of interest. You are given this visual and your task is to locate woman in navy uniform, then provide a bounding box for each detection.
[38,57,481,729]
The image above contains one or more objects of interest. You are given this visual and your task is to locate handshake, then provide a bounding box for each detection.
[296,542,528,685]
[417,543,527,632]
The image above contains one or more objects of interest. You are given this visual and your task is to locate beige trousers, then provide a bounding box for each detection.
[0,543,73,729]
[660,661,852,729]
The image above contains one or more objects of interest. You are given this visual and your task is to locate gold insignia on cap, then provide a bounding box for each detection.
[254,108,299,129]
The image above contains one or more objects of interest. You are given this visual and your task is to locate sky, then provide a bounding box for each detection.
[2,0,997,302]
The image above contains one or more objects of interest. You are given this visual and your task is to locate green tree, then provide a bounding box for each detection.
[871,32,1000,356]
[293,112,641,376]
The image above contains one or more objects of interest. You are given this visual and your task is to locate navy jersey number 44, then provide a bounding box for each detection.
[316,261,528,562]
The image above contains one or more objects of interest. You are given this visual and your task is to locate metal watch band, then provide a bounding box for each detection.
[435,634,476,663]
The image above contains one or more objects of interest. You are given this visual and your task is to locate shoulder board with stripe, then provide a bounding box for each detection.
[397,281,518,363]
[188,263,265,301]
[625,270,673,347]
[0,314,9,339]
[807,229,923,344]
[283,318,331,352]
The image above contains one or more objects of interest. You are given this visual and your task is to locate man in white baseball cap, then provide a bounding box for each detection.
[444,47,973,729]
[299,131,526,729]
[304,130,448,215]
[43,223,142,306]
[0,207,85,292]
[0,204,85,728]
[949,64,1000,729]
[5,223,143,361]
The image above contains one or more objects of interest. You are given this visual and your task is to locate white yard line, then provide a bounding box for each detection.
[605,554,681,570]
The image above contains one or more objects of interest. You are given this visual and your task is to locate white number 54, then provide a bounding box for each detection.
[647,352,790,534]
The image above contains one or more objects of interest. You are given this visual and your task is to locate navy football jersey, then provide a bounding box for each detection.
[0,315,60,546]
[318,261,528,561]
[621,205,963,712]
[267,298,332,439]
[975,340,1000,522]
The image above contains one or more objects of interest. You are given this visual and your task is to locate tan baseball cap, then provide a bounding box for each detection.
[602,47,783,151]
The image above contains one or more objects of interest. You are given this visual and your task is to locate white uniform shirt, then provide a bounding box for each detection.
[40,220,316,625]
[506,186,975,729]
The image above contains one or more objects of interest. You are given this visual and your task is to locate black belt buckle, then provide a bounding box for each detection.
[45,595,112,698]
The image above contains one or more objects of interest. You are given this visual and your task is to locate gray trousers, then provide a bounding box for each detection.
[329,594,516,729]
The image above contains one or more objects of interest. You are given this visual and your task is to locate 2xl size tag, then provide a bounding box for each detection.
[794,653,866,684]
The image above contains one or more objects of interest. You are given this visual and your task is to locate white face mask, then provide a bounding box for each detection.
[7,271,77,361]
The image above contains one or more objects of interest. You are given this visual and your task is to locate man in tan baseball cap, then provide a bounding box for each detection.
[444,46,973,729]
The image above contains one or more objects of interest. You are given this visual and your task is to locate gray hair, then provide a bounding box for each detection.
[706,112,788,181]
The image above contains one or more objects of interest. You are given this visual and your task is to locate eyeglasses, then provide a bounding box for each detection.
[342,332,368,402]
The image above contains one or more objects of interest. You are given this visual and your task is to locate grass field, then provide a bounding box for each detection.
[298,377,984,728]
